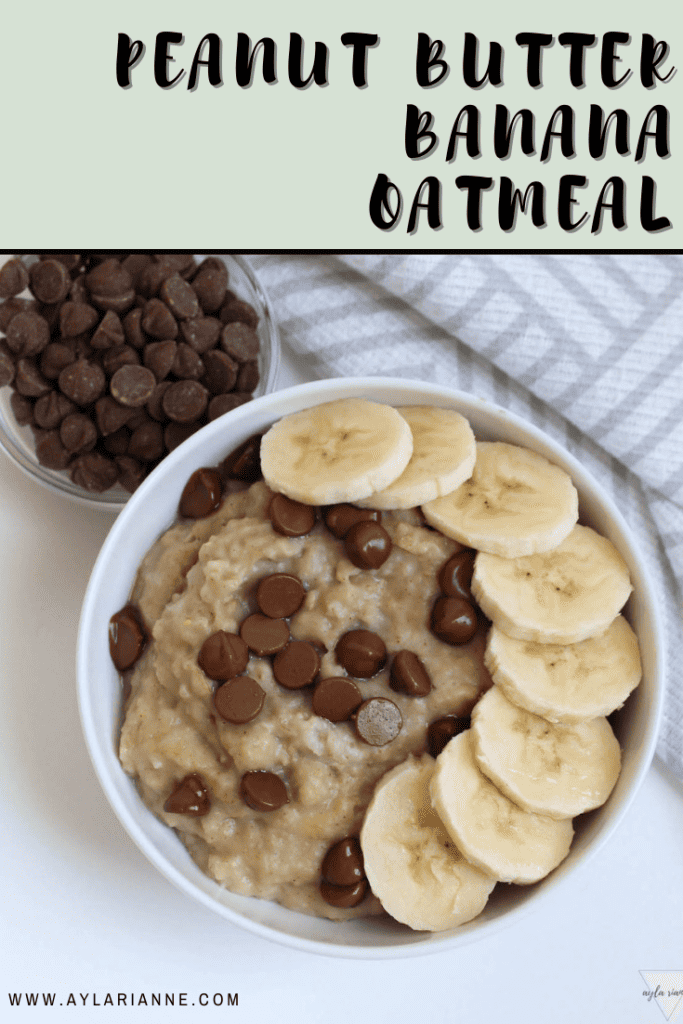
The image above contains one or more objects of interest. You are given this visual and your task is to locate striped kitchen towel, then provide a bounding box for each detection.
[246,252,683,783]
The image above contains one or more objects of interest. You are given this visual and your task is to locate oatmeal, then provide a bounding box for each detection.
[119,480,492,920]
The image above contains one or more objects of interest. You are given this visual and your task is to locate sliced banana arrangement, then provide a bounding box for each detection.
[260,396,641,932]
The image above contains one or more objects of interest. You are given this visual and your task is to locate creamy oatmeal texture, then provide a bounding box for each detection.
[120,481,492,920]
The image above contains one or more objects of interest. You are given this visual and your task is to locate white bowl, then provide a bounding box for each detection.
[76,377,665,958]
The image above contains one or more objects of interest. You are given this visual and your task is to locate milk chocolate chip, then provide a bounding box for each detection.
[389,651,432,697]
[324,504,381,539]
[198,630,249,681]
[70,451,119,492]
[109,604,148,671]
[319,878,369,909]
[336,629,386,678]
[354,697,402,746]
[239,614,290,656]
[0,258,29,298]
[322,837,365,886]
[438,550,476,603]
[164,774,211,817]
[240,771,288,812]
[273,641,321,690]
[214,676,265,724]
[269,494,316,537]
[427,716,471,758]
[256,573,306,619]
[430,596,477,645]
[110,364,156,408]
[219,433,262,482]
[179,467,223,519]
[344,521,392,570]
[6,311,50,357]
[29,259,71,305]
[312,677,363,722]
[162,380,208,423]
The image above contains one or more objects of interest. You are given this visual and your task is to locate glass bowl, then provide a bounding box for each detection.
[0,254,281,513]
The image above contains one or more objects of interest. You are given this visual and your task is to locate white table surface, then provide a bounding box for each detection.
[1,328,682,1024]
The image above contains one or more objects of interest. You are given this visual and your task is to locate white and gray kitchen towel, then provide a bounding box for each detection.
[246,253,683,784]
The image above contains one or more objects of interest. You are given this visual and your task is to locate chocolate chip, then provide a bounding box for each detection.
[58,359,106,405]
[162,379,208,423]
[170,343,204,380]
[143,339,177,380]
[178,467,223,518]
[219,433,262,482]
[256,573,306,619]
[102,344,140,378]
[128,420,164,461]
[15,358,51,397]
[214,676,265,724]
[34,429,71,469]
[430,596,477,645]
[91,310,125,350]
[320,878,369,909]
[324,504,381,539]
[180,316,222,354]
[336,629,387,679]
[39,254,82,273]
[116,455,146,493]
[427,716,471,759]
[354,697,402,746]
[146,381,172,421]
[240,771,288,812]
[60,412,98,453]
[322,837,365,886]
[5,311,50,357]
[438,550,476,603]
[29,259,71,305]
[110,364,156,407]
[236,360,259,393]
[87,259,135,312]
[160,273,200,320]
[220,298,259,329]
[208,393,250,420]
[0,258,29,298]
[164,774,211,817]
[198,631,249,681]
[59,301,99,338]
[239,614,289,656]
[109,604,148,671]
[38,343,72,380]
[33,389,75,430]
[269,493,316,537]
[10,391,34,426]
[0,344,15,387]
[389,651,432,697]
[138,261,176,299]
[122,307,147,349]
[141,297,178,340]
[192,259,228,314]
[273,641,321,690]
[0,297,36,332]
[70,451,119,492]
[201,350,238,395]
[95,395,133,435]
[312,677,363,722]
[103,427,130,455]
[121,254,153,288]
[220,322,260,363]
[155,253,197,276]
[344,521,392,570]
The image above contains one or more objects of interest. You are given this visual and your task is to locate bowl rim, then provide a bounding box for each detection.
[0,253,281,512]
[76,377,666,959]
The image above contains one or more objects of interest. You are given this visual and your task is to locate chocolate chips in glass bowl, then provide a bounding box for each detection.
[0,254,278,504]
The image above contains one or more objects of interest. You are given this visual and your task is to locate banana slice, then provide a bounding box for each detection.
[485,616,642,723]
[422,442,578,557]
[470,686,621,820]
[430,731,574,885]
[360,755,496,931]
[259,398,413,505]
[472,525,632,645]
[354,406,476,510]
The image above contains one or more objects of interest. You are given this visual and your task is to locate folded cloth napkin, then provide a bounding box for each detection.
[246,253,683,783]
